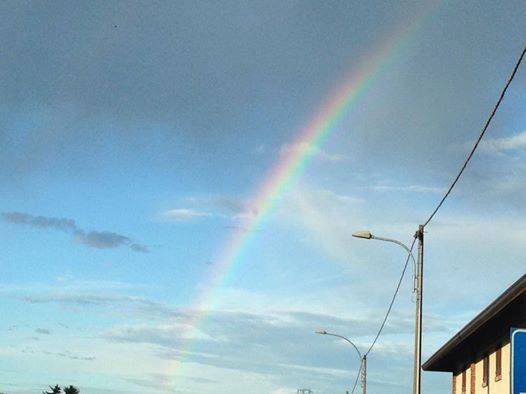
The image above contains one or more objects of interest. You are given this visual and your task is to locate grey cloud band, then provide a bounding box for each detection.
[2,212,149,253]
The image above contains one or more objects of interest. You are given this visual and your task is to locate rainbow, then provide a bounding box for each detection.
[170,3,437,387]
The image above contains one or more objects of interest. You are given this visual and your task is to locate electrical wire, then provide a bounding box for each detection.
[350,363,361,394]
[423,44,526,227]
[365,236,417,356]
[346,44,524,386]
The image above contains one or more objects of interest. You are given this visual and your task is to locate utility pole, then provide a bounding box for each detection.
[413,225,424,394]
[361,355,367,394]
[352,229,423,394]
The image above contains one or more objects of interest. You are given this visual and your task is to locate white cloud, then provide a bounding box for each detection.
[368,184,445,194]
[478,131,526,154]
[280,142,347,162]
[0,278,146,294]
[315,188,363,204]
[4,272,454,394]
[271,388,296,394]
[102,307,418,390]
[275,185,364,262]
[163,208,212,220]
[253,144,266,154]
[164,197,259,223]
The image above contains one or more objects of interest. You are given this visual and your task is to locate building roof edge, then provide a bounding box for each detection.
[423,274,526,371]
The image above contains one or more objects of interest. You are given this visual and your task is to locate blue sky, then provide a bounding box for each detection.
[0,1,525,393]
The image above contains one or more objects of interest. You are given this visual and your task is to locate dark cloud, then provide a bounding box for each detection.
[23,293,157,308]
[74,230,131,249]
[2,212,149,253]
[19,292,188,322]
[49,351,95,361]
[18,290,447,339]
[2,212,76,232]
[23,293,125,306]
[35,328,51,335]
[21,346,94,361]
[0,0,521,193]
[215,196,251,215]
[185,195,258,220]
[23,348,95,361]
[129,243,151,253]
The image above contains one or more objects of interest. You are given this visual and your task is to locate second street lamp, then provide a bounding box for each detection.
[315,330,366,394]
[352,229,422,394]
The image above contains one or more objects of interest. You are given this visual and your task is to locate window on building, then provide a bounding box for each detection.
[470,363,476,394]
[496,347,502,381]
[462,370,466,393]
[482,356,489,387]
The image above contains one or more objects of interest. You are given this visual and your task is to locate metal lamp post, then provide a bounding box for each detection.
[315,330,366,394]
[352,228,423,394]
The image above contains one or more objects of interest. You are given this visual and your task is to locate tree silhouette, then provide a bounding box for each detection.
[43,385,62,394]
[64,385,80,394]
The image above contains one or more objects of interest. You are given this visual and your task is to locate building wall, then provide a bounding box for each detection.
[452,343,510,394]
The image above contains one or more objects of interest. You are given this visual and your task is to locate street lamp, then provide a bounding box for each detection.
[352,228,423,394]
[315,330,367,394]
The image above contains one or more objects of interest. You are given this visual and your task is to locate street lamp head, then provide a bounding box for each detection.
[352,230,373,240]
[315,330,327,335]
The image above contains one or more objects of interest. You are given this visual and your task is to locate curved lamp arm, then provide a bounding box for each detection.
[373,236,417,281]
[315,330,365,394]
[315,330,362,360]
[353,231,418,291]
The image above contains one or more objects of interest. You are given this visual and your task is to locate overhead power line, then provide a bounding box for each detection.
[365,236,417,357]
[350,365,360,394]
[423,44,526,227]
